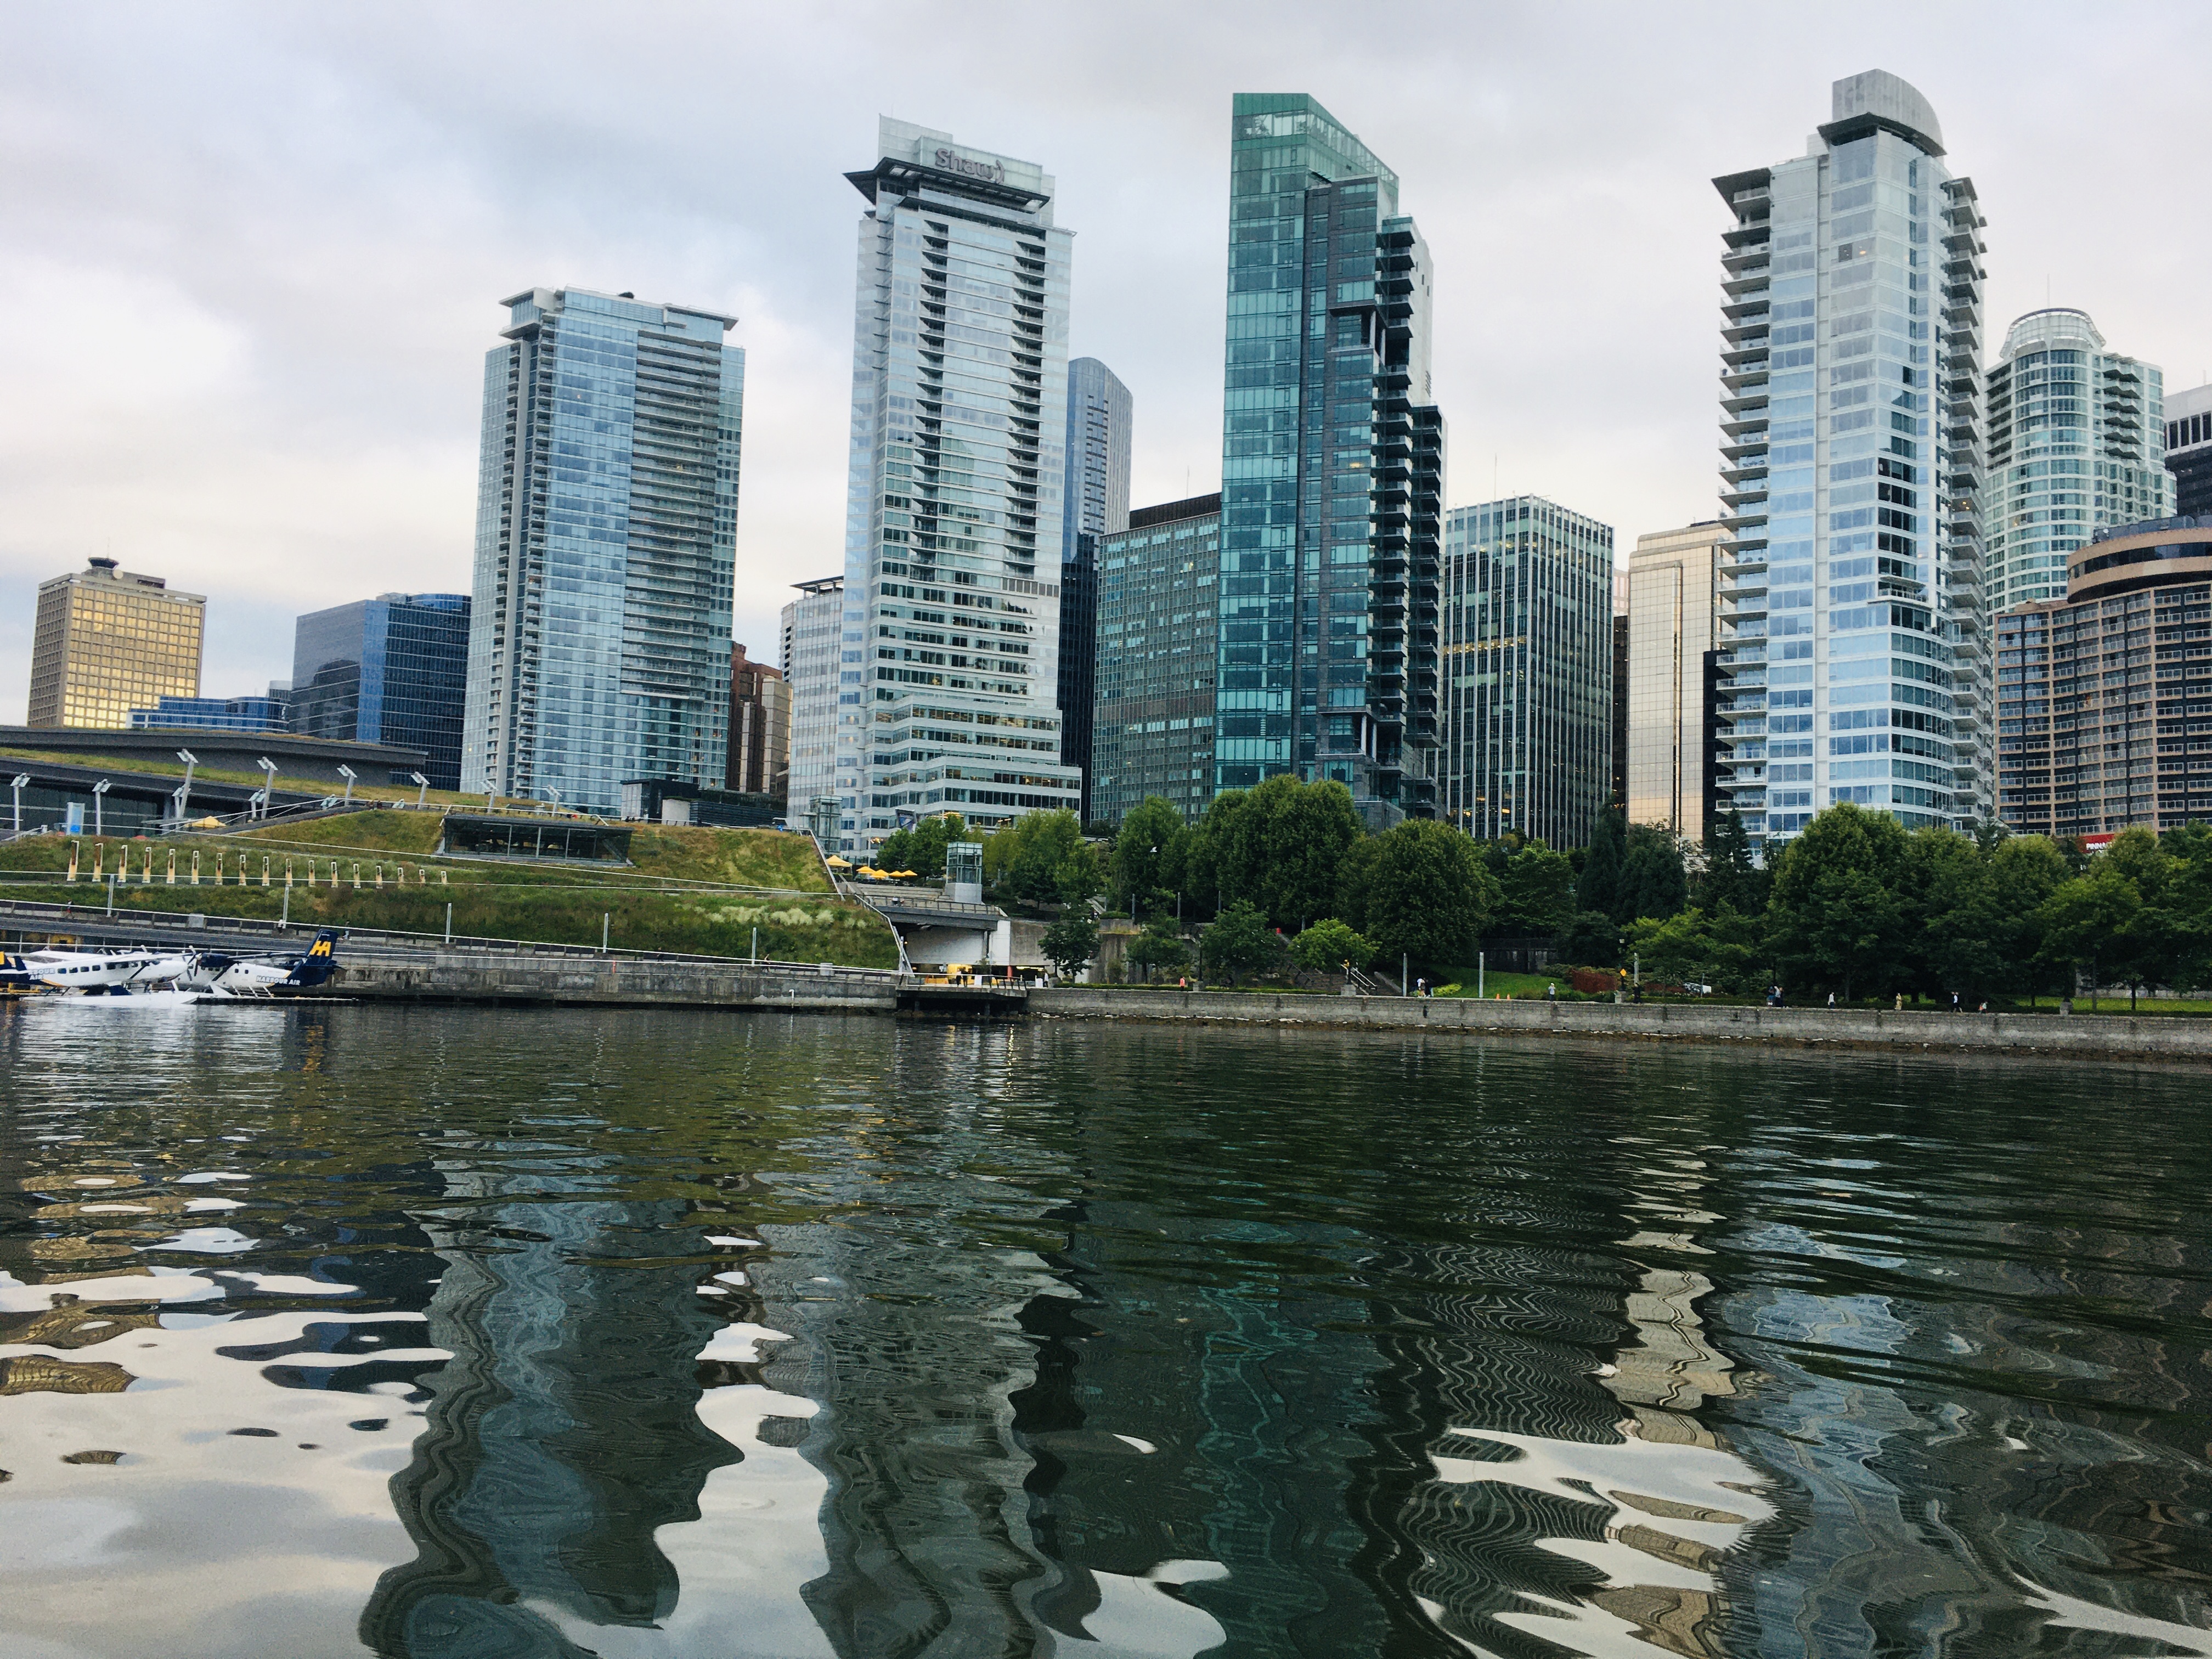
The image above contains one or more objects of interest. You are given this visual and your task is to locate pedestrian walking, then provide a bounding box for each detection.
[1547,981,1556,1001]
[1827,992,1836,1008]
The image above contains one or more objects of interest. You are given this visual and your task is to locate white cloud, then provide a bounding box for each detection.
[3,1,2208,721]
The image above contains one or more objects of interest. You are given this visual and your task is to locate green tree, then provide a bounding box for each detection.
[1255,776,1365,928]
[983,810,1086,906]
[1200,899,1279,986]
[1558,910,1623,969]
[1623,902,1763,992]
[1339,820,1498,972]
[1125,922,1191,983]
[1764,802,1911,1001]
[1179,790,1247,917]
[876,812,967,879]
[1620,825,1689,921]
[1289,917,1378,974]
[1901,826,2008,1003]
[1110,796,1187,918]
[1696,809,1768,915]
[1577,808,1626,921]
[1040,914,1100,980]
[2039,864,2140,1011]
[1056,840,1106,909]
[1497,841,1576,935]
[1986,833,2071,1003]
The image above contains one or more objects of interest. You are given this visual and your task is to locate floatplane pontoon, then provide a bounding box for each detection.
[2,930,343,1005]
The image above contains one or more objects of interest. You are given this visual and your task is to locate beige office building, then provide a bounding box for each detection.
[26,557,205,729]
[1626,522,1729,842]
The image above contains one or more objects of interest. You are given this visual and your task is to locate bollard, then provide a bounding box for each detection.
[91,843,103,882]
[166,849,177,885]
[262,855,271,888]
[374,864,383,889]
[67,841,80,883]
[190,850,201,885]
[351,863,361,890]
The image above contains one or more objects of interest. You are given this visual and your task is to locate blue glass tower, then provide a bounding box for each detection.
[1215,94,1444,827]
[462,287,742,812]
[292,594,472,788]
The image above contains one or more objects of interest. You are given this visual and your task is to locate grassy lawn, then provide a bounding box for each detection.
[0,816,892,966]
[1435,967,1601,1000]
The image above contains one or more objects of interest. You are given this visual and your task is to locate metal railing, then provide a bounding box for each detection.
[0,895,902,980]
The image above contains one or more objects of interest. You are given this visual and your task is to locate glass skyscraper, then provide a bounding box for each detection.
[1983,308,2170,611]
[1437,497,1615,848]
[294,594,473,788]
[1090,493,1222,826]
[1056,358,1130,817]
[2166,383,2212,517]
[1625,521,1731,842]
[1062,357,1131,557]
[461,286,742,814]
[27,557,204,730]
[819,119,1083,853]
[1216,93,1445,827]
[1710,71,1988,851]
[781,575,843,830]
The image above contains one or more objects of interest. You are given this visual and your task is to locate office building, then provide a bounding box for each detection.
[782,575,844,831]
[461,286,742,813]
[27,557,205,730]
[127,694,288,734]
[1709,71,1988,853]
[1215,93,1446,826]
[1626,521,1731,842]
[1090,493,1222,825]
[1984,309,2171,611]
[1054,359,1130,820]
[1996,518,2212,834]
[1056,536,1099,819]
[1063,358,1132,557]
[812,118,1084,853]
[2164,383,2212,518]
[727,643,789,799]
[1611,614,1629,811]
[294,593,471,789]
[1436,497,1614,847]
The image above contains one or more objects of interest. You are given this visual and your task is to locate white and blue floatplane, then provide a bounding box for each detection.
[1,930,342,1005]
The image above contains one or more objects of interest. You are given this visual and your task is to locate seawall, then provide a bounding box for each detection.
[1026,987,2212,1062]
[329,953,894,1013]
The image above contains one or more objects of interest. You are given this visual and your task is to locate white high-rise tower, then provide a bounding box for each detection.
[1709,71,1990,853]
[802,119,1084,854]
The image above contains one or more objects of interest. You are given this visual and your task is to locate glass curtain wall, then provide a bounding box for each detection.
[1711,73,1988,854]
[1437,497,1615,847]
[1216,93,1444,827]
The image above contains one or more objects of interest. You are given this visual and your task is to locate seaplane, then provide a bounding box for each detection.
[19,930,342,1004]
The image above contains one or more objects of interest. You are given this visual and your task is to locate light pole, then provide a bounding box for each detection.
[256,758,277,821]
[12,773,30,838]
[173,750,198,826]
[91,778,110,837]
[409,771,428,810]
[546,788,562,816]
[337,764,357,806]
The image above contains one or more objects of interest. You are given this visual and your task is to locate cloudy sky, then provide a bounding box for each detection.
[4,2,2208,724]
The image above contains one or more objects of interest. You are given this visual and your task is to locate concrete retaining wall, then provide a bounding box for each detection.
[328,953,894,1013]
[1028,987,2212,1061]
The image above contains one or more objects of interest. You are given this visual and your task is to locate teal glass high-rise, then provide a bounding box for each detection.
[1215,94,1445,827]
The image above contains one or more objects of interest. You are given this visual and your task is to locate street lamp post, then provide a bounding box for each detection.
[173,751,198,826]
[337,764,357,807]
[256,758,278,822]
[91,778,110,837]
[10,774,27,838]
[409,772,428,810]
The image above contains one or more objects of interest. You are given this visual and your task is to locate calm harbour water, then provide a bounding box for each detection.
[1,1005,2208,1659]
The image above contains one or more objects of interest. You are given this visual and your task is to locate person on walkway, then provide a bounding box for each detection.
[1827,992,1836,1008]
[1950,992,1961,1013]
[1895,992,1904,1011]
[1547,981,1556,1001]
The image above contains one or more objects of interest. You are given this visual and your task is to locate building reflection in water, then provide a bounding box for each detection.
[358,1158,737,1657]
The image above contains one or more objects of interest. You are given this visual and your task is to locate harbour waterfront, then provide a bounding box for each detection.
[2,1005,2209,1657]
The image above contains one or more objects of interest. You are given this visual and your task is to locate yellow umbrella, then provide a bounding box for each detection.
[890,869,918,879]
[825,854,852,867]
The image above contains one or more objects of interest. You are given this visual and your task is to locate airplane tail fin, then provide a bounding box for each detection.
[290,930,341,988]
